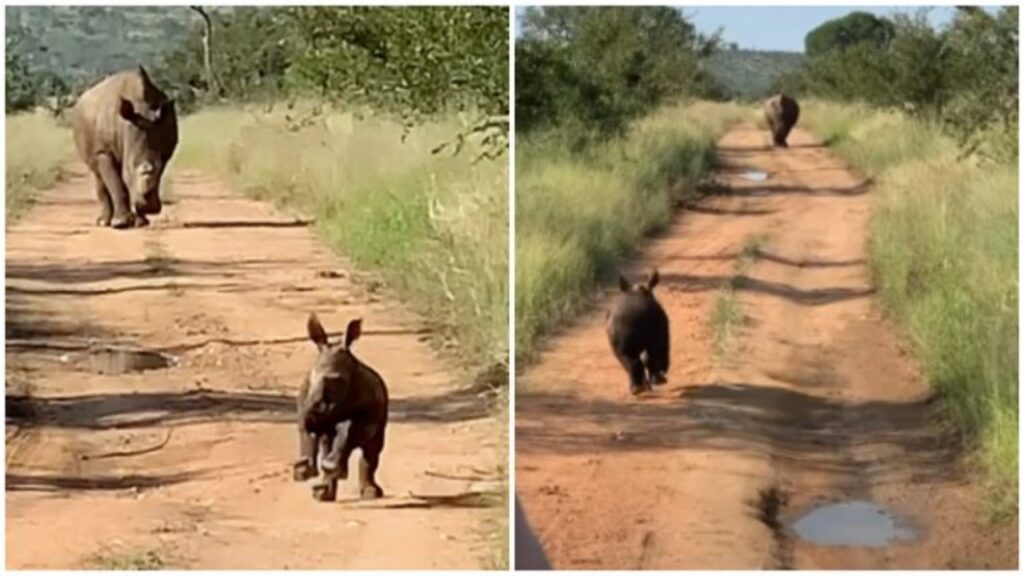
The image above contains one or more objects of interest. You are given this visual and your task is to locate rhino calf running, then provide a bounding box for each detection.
[763,93,800,148]
[607,269,670,395]
[71,66,178,229]
[293,313,389,502]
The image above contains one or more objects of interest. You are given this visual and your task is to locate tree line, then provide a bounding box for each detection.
[6,6,508,149]
[777,7,1018,162]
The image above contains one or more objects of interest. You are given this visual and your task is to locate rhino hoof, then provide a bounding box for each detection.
[651,373,667,386]
[293,460,316,482]
[111,213,135,229]
[312,482,337,502]
[360,485,384,499]
[96,214,112,227]
[133,214,150,228]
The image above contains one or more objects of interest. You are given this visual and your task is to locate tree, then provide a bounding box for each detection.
[285,6,508,156]
[942,6,1018,160]
[189,6,218,97]
[516,7,719,139]
[805,11,895,57]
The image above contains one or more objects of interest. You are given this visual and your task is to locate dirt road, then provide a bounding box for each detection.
[515,124,1016,569]
[6,169,504,569]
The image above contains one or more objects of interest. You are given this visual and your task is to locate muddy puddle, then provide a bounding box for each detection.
[740,170,769,181]
[62,347,177,375]
[792,500,916,548]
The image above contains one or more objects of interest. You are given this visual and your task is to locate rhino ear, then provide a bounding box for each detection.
[118,98,138,122]
[647,268,660,290]
[345,318,363,348]
[307,313,329,349]
[618,275,631,292]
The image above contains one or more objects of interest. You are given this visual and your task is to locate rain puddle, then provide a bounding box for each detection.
[792,500,916,548]
[63,347,176,375]
[741,170,769,182]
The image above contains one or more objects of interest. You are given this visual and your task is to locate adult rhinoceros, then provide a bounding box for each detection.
[71,66,178,229]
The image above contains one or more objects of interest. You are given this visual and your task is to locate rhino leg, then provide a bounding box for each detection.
[358,433,385,499]
[92,174,113,227]
[615,350,648,395]
[319,421,352,481]
[293,412,318,481]
[293,431,318,481]
[95,153,135,229]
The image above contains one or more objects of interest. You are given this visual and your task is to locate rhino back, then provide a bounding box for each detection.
[608,292,665,353]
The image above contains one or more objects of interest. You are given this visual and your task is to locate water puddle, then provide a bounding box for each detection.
[741,170,769,182]
[63,347,176,375]
[792,500,916,548]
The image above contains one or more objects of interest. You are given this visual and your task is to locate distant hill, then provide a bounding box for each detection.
[6,6,206,88]
[706,48,805,101]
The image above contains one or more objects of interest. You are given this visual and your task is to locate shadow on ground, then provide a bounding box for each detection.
[516,383,955,484]
[6,383,491,431]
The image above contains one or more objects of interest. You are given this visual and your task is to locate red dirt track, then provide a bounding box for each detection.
[514,124,1017,570]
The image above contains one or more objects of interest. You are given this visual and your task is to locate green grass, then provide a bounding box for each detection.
[172,105,508,375]
[84,547,166,570]
[711,233,764,363]
[5,111,74,223]
[711,286,744,361]
[516,101,747,364]
[803,100,1018,516]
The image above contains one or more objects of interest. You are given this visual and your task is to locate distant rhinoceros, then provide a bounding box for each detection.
[763,93,800,148]
[71,66,178,229]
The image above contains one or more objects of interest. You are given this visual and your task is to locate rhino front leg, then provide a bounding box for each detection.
[319,421,352,480]
[95,153,136,229]
[92,174,113,227]
[313,422,352,502]
[293,423,318,481]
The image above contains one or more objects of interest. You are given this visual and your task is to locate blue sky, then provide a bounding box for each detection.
[514,6,994,52]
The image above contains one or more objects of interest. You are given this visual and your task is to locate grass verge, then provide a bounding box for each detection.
[516,101,748,364]
[803,100,1018,516]
[173,105,508,376]
[5,112,74,224]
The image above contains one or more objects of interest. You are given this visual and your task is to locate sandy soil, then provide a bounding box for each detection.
[514,124,1017,570]
[6,168,504,569]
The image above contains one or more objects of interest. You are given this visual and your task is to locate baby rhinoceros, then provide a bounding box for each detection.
[606,269,670,396]
[293,313,389,502]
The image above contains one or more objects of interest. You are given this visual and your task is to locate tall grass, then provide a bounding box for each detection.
[516,101,747,364]
[803,101,1018,515]
[5,112,74,223]
[174,106,508,375]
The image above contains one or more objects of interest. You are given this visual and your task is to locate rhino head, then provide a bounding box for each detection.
[119,66,178,216]
[302,313,364,431]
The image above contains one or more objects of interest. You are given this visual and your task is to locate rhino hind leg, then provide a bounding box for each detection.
[626,354,649,395]
[95,153,135,229]
[358,441,385,499]
[92,174,113,227]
